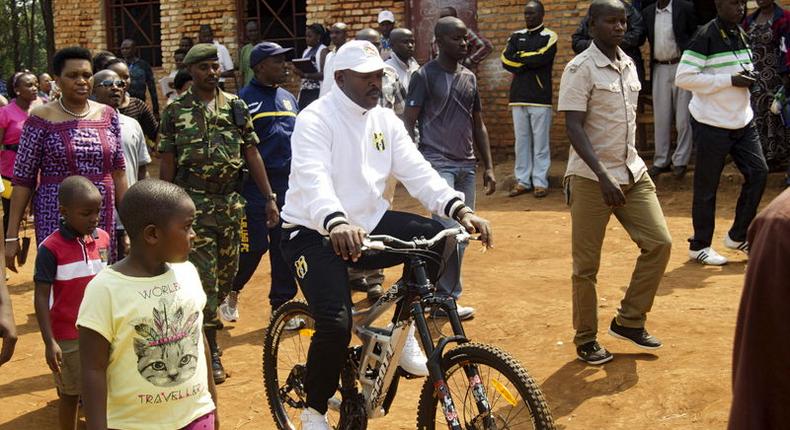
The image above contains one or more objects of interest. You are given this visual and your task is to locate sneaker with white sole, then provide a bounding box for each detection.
[689,247,728,266]
[724,234,750,255]
[429,304,476,321]
[300,407,331,430]
[219,291,240,322]
[576,341,613,365]
[398,326,429,377]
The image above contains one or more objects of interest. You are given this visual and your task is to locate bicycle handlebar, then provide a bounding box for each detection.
[362,227,472,252]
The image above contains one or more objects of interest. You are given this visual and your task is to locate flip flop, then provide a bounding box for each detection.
[508,184,532,197]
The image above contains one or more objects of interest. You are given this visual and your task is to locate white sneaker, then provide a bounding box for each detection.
[300,407,331,430]
[398,326,429,377]
[429,304,476,321]
[689,247,728,266]
[218,291,240,322]
[724,234,750,255]
[283,316,306,331]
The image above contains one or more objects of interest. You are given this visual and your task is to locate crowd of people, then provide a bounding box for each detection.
[0,0,786,429]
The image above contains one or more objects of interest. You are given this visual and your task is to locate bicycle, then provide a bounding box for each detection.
[262,227,555,429]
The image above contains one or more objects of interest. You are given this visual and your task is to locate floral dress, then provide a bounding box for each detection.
[746,12,790,167]
[13,106,125,260]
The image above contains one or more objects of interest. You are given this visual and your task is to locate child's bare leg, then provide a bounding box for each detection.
[58,394,79,430]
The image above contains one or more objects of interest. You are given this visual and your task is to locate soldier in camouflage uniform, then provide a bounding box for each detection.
[158,43,279,384]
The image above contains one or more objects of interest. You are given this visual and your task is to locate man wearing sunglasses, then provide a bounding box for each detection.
[92,69,151,258]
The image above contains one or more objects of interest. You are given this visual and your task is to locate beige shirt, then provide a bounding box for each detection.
[558,43,647,184]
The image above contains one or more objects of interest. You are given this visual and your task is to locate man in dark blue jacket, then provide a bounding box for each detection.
[220,42,300,324]
[501,0,557,198]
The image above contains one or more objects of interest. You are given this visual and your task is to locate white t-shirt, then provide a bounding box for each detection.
[115,114,151,230]
[214,40,235,83]
[76,263,215,430]
[319,51,336,97]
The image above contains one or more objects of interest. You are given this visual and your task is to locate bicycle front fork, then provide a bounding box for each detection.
[411,299,494,429]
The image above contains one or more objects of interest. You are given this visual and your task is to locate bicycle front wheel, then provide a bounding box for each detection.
[416,343,555,430]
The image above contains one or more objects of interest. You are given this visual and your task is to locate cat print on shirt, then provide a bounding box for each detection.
[132,297,200,387]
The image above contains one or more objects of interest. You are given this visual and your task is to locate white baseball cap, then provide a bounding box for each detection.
[377,10,395,23]
[332,40,387,74]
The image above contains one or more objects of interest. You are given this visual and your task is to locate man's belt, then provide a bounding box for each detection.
[176,171,239,195]
[654,58,680,65]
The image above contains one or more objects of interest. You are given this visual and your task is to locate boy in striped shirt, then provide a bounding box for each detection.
[33,176,110,429]
[675,0,768,266]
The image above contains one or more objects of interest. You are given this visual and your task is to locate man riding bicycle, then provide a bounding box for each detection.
[279,40,493,430]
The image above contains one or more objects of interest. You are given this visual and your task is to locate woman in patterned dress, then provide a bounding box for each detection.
[4,47,127,270]
[743,0,790,173]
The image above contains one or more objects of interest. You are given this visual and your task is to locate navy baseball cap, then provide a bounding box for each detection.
[250,42,294,68]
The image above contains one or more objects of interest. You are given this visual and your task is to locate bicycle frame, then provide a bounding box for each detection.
[350,253,496,429]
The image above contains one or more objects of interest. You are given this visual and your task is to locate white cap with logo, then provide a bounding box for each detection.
[332,40,387,74]
[377,10,395,23]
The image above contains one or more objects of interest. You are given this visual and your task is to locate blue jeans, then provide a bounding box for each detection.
[432,165,476,299]
[512,105,552,189]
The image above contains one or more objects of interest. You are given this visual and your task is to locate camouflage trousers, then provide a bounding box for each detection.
[188,191,245,330]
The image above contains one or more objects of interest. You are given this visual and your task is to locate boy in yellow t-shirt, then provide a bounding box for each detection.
[77,179,218,429]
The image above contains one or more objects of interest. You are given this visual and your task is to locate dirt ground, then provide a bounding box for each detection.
[0,162,785,430]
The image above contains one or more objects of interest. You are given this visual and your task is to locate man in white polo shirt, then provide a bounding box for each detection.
[280,40,492,429]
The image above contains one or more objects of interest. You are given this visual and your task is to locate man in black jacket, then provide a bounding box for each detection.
[643,0,699,179]
[572,0,647,82]
[501,0,557,198]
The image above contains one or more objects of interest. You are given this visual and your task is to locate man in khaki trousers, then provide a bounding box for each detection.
[558,0,672,365]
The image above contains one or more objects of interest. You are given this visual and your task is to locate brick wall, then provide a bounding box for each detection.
[54,0,240,111]
[159,0,239,75]
[51,0,790,160]
[308,0,406,33]
[307,0,590,160]
[477,0,591,159]
[53,0,106,51]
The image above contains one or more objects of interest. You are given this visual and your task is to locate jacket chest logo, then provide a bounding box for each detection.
[282,99,294,112]
[373,131,386,152]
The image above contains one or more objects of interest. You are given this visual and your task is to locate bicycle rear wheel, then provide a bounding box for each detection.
[416,343,555,430]
[263,300,342,429]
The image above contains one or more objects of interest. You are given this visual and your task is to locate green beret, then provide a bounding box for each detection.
[183,43,219,65]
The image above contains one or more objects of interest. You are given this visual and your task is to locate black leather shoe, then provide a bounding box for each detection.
[608,318,662,349]
[211,352,227,384]
[672,165,687,179]
[648,165,671,179]
[576,341,613,365]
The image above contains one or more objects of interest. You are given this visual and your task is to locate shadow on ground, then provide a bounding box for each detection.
[540,353,658,428]
[655,260,747,297]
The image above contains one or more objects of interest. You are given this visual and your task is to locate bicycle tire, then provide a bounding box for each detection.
[415,342,555,430]
[262,300,314,429]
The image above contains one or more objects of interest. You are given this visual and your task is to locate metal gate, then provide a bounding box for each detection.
[105,0,162,67]
[239,0,307,55]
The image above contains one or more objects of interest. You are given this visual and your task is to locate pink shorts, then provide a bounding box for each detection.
[180,412,215,430]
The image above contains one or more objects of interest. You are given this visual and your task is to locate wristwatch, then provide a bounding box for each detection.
[264,193,277,202]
